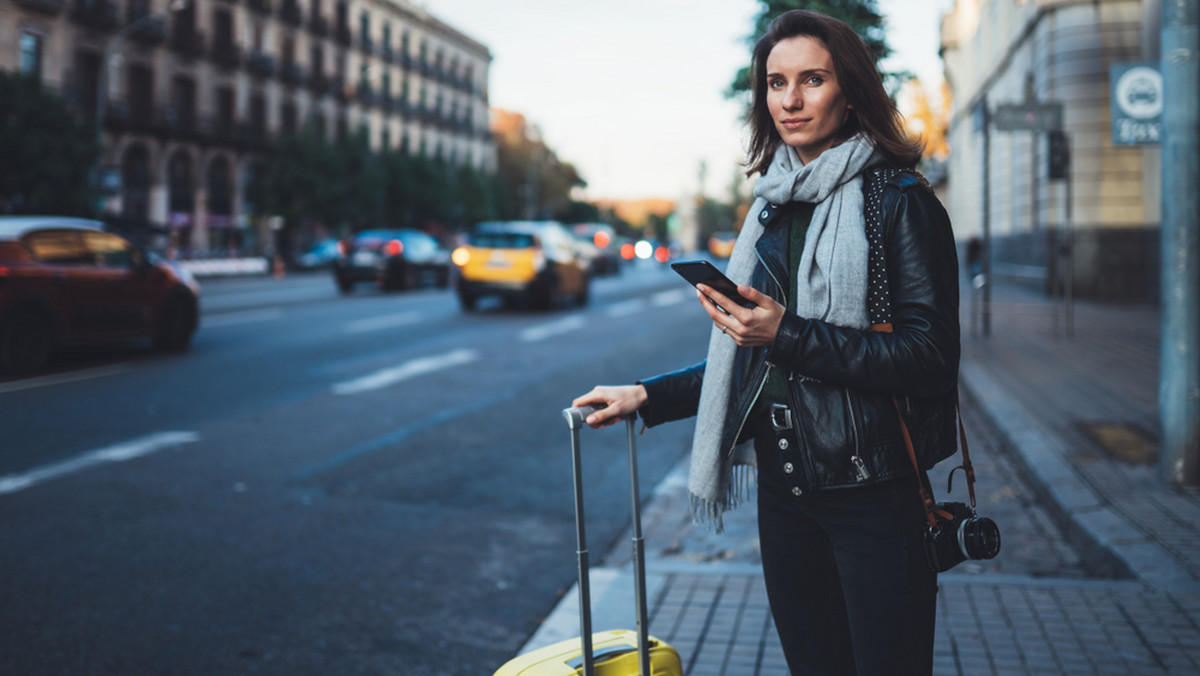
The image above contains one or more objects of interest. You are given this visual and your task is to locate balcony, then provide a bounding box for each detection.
[358,36,374,56]
[355,84,374,106]
[281,0,302,25]
[308,14,327,37]
[170,28,206,59]
[335,25,351,46]
[381,45,394,64]
[211,41,241,70]
[281,63,306,87]
[126,14,166,46]
[15,0,67,15]
[246,50,275,78]
[70,0,118,31]
[246,0,271,15]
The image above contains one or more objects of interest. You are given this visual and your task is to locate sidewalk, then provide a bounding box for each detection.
[510,281,1200,675]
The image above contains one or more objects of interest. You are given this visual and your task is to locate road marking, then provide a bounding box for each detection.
[332,348,479,395]
[203,307,284,328]
[344,312,422,334]
[520,316,587,343]
[0,431,200,495]
[0,363,132,395]
[606,299,646,318]
[651,289,690,307]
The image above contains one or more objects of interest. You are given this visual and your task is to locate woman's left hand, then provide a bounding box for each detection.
[696,283,785,348]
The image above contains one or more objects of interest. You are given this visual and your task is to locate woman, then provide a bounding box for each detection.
[573,10,960,675]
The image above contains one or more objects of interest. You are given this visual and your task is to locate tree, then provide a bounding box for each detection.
[0,72,100,215]
[491,109,587,221]
[726,0,894,101]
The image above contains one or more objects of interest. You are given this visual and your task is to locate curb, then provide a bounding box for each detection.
[959,362,1194,590]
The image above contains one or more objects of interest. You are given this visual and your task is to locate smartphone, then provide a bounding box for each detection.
[670,260,756,311]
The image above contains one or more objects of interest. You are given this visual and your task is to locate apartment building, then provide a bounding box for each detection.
[1,0,494,253]
[940,0,1163,300]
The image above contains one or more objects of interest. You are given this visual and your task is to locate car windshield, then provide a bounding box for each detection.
[469,232,536,249]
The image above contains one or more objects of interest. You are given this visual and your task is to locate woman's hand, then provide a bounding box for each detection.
[571,385,648,429]
[696,283,785,348]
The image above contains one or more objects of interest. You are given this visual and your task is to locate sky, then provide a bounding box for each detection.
[423,0,952,202]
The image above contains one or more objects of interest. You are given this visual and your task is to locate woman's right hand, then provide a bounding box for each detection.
[571,385,648,429]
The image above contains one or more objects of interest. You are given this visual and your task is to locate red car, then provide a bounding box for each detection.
[0,216,200,375]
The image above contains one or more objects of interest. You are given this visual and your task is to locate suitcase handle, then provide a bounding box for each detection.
[562,406,651,676]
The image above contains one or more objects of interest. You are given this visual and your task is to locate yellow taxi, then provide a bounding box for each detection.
[452,221,590,311]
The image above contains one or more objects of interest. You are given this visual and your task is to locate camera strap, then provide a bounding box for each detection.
[864,167,978,531]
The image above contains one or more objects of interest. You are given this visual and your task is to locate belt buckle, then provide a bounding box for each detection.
[770,403,793,432]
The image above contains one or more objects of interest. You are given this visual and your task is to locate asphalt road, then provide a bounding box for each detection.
[1,264,712,675]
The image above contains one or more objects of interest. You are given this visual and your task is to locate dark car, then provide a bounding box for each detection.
[332,229,452,294]
[570,222,623,276]
[0,216,200,375]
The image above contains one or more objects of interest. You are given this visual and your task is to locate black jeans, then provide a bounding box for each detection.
[754,419,937,676]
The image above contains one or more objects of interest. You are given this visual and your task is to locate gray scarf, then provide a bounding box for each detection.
[687,135,880,531]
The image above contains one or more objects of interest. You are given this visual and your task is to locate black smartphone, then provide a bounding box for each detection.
[670,260,756,311]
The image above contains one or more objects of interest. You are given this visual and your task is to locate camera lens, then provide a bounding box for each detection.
[958,517,1001,560]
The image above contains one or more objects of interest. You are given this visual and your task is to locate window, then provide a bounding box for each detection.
[24,231,87,265]
[82,231,140,267]
[359,11,370,42]
[19,32,42,78]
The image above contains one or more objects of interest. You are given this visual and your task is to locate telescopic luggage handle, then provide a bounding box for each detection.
[562,406,652,676]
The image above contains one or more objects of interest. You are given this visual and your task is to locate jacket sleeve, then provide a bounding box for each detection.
[636,361,706,427]
[765,179,960,398]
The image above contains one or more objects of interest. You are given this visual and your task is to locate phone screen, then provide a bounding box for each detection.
[670,261,756,309]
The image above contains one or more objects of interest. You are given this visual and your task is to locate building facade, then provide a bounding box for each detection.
[940,0,1163,300]
[1,0,494,254]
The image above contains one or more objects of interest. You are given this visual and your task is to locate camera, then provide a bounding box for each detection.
[923,501,1001,572]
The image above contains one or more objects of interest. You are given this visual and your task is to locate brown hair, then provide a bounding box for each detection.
[745,10,922,176]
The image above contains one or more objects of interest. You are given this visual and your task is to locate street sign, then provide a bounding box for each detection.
[992,102,1064,131]
[1110,62,1162,145]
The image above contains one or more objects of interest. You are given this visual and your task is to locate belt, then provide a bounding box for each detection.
[769,403,793,432]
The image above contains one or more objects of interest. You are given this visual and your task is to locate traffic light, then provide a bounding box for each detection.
[1048,130,1070,179]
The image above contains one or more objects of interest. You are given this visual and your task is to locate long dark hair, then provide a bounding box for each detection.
[745,10,922,176]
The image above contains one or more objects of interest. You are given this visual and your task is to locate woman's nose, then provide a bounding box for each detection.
[783,85,802,110]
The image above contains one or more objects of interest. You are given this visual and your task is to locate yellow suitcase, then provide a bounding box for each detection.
[494,408,682,676]
[493,629,682,675]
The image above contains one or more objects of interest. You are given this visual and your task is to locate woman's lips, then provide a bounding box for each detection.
[779,118,808,130]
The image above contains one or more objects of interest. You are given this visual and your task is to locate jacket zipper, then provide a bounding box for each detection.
[842,387,867,481]
[726,362,773,459]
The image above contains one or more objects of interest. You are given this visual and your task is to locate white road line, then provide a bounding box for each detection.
[519,316,587,343]
[0,431,200,496]
[606,299,646,318]
[332,349,479,395]
[344,312,422,334]
[203,307,284,328]
[651,289,691,306]
[0,363,132,395]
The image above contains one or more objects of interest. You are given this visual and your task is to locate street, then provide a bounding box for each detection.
[3,266,1099,675]
[2,265,709,675]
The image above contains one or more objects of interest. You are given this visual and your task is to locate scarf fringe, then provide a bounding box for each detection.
[689,465,757,534]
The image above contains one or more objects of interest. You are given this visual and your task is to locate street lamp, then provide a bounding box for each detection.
[93,0,189,212]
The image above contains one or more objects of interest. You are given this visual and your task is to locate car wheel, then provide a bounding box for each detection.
[0,307,55,375]
[154,293,197,352]
[336,275,354,295]
[575,276,590,307]
[458,291,478,311]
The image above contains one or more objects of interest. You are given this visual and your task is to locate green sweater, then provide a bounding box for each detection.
[755,201,815,418]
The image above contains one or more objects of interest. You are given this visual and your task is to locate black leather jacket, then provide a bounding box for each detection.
[638,170,960,491]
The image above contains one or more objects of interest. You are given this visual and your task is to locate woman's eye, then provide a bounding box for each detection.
[768,79,784,89]
[806,75,824,86]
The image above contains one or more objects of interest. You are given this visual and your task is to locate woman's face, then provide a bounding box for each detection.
[765,35,849,164]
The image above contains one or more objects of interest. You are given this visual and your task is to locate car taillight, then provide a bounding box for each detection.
[451,247,470,266]
[594,231,611,248]
[654,246,671,263]
[337,239,349,257]
[620,243,636,260]
[386,239,403,256]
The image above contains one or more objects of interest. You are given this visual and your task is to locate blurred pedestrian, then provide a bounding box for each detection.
[573,10,959,675]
